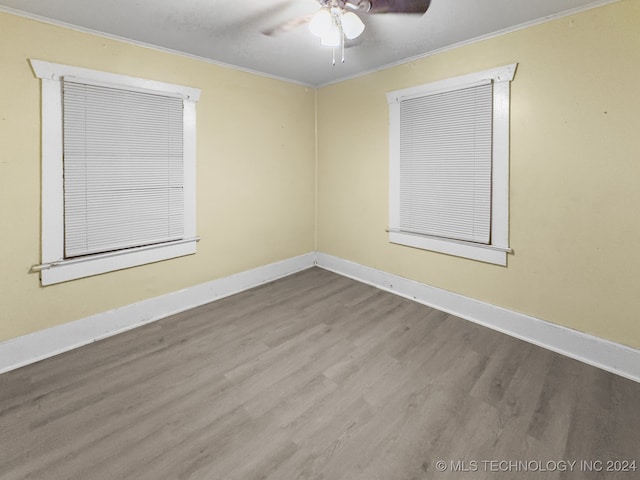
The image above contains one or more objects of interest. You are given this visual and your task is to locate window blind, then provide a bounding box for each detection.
[399,81,493,244]
[63,79,184,258]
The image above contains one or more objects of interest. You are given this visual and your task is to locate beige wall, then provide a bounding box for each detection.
[317,0,640,348]
[2,1,639,351]
[0,12,316,342]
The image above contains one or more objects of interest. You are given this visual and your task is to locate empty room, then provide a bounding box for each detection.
[1,0,639,478]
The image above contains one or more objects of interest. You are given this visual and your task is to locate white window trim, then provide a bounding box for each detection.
[387,63,517,266]
[30,59,201,285]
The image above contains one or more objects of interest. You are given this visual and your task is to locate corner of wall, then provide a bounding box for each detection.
[313,87,319,252]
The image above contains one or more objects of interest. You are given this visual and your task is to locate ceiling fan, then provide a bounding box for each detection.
[265,0,432,64]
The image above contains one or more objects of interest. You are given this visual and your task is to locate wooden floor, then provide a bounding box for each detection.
[1,268,639,480]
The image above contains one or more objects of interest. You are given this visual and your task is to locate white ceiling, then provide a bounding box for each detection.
[0,0,612,86]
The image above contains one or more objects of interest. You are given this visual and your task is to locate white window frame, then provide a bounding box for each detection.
[387,64,517,266]
[30,60,201,285]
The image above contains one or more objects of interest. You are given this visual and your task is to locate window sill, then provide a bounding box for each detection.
[39,239,198,286]
[389,231,508,266]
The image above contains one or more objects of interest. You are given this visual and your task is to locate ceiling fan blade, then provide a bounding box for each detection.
[361,0,431,14]
[262,14,313,36]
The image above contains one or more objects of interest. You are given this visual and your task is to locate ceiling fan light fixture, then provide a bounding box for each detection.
[309,8,332,37]
[340,11,365,40]
[320,25,341,47]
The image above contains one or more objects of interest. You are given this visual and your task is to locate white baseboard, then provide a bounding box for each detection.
[3,251,639,384]
[0,252,316,375]
[315,253,640,383]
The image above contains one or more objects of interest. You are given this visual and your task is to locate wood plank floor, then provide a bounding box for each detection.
[1,267,639,479]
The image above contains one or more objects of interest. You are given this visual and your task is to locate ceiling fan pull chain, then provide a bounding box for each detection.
[332,47,336,66]
[341,29,345,63]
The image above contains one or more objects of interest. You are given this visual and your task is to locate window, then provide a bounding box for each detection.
[31,60,201,285]
[387,64,517,266]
